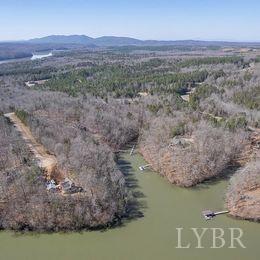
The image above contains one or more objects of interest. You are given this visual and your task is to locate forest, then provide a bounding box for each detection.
[0,45,259,231]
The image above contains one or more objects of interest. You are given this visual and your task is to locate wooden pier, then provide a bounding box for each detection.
[202,210,229,220]
[139,164,151,171]
[130,145,135,156]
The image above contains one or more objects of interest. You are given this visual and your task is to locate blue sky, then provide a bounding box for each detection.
[0,0,260,41]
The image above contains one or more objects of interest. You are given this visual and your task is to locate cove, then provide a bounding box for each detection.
[0,148,259,260]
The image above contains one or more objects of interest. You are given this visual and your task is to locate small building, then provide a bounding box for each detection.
[59,178,73,193]
[59,178,83,194]
[46,179,59,192]
[169,137,193,148]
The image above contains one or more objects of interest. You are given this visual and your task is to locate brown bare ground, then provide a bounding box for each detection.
[4,112,62,181]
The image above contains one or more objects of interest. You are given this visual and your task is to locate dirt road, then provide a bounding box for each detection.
[4,112,57,176]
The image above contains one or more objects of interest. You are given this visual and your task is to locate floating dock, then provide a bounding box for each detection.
[202,210,229,220]
[130,145,135,156]
[139,164,150,171]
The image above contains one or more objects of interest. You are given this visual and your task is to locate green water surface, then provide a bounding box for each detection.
[0,150,259,260]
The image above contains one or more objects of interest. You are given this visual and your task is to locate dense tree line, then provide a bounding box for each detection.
[1,46,260,227]
[140,115,247,187]
[176,56,245,68]
[233,85,260,110]
[0,101,127,231]
[226,160,260,221]
[43,63,208,97]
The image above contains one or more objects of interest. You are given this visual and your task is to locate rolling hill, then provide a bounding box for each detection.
[27,35,260,47]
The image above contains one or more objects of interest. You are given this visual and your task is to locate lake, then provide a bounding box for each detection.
[31,52,53,60]
[0,149,259,260]
[0,52,53,65]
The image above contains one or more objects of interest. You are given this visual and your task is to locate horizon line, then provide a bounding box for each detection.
[1,34,260,44]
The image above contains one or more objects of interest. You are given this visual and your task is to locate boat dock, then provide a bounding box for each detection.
[202,210,229,220]
[130,145,135,156]
[139,164,151,171]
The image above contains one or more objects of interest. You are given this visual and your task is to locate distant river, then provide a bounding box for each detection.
[0,52,53,64]
[31,52,53,60]
[0,148,259,260]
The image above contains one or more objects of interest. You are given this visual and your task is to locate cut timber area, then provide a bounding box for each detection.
[4,112,58,179]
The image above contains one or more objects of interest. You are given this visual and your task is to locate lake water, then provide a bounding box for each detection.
[0,149,259,260]
[0,52,53,65]
[0,57,29,65]
[31,52,53,60]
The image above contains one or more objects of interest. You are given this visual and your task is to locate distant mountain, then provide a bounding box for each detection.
[26,35,260,47]
[94,36,142,46]
[28,35,94,45]
[28,35,142,46]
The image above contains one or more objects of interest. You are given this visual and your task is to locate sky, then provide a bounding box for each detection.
[0,0,260,42]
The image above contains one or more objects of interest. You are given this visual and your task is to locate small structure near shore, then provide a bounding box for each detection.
[46,178,84,194]
[130,145,135,156]
[25,79,48,87]
[202,210,229,220]
[139,164,151,171]
[46,179,61,193]
[59,178,83,194]
[169,136,194,148]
